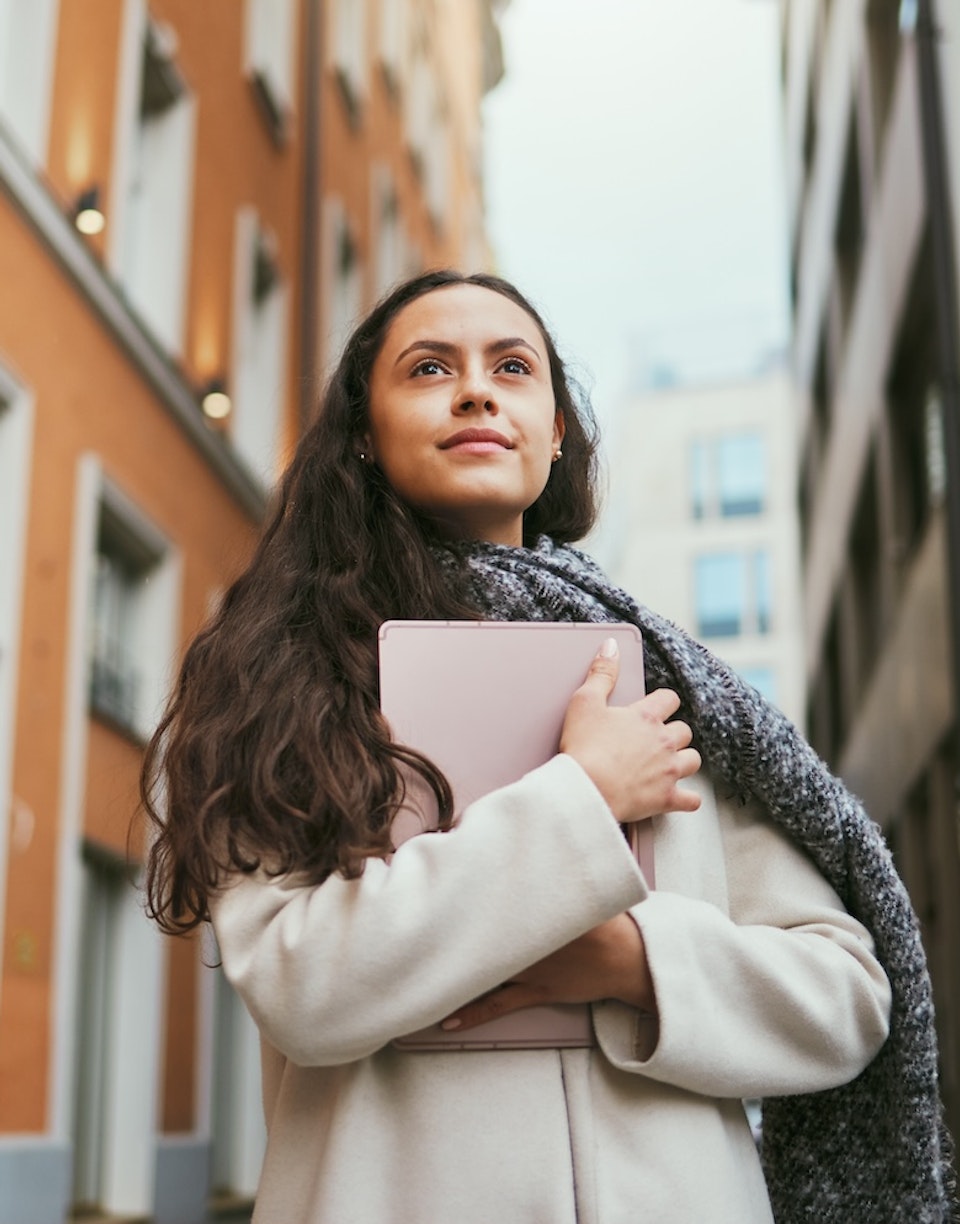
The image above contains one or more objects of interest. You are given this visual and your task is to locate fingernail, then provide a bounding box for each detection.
[440,1017,462,1031]
[599,637,618,658]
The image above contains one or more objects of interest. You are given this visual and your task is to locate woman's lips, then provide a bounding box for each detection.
[439,428,514,453]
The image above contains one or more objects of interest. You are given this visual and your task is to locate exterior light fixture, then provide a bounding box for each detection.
[74,187,106,236]
[201,377,232,420]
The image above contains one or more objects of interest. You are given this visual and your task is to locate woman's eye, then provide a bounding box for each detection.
[498,357,532,375]
[410,358,447,377]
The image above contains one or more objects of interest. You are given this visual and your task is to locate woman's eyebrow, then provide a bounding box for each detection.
[486,337,540,359]
[394,339,458,365]
[394,337,540,366]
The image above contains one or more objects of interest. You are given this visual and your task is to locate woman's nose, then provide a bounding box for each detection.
[455,366,497,413]
[456,395,495,413]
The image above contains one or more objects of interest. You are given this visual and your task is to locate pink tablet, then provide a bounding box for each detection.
[378,620,653,1051]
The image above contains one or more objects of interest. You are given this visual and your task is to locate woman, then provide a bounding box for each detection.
[143,270,955,1223]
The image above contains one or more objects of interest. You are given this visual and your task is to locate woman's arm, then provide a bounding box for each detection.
[210,753,646,1066]
[592,787,892,1098]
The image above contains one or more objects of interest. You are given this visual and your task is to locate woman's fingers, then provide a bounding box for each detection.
[440,915,656,1030]
[560,657,702,822]
[639,687,682,720]
[440,983,543,1033]
[566,636,621,711]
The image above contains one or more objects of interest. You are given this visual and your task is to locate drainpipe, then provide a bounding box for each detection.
[299,0,322,430]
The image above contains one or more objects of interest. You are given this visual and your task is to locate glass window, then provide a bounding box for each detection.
[89,543,143,732]
[244,0,297,135]
[323,197,363,369]
[116,20,195,353]
[87,499,171,740]
[690,440,709,520]
[695,551,772,638]
[332,0,367,115]
[378,0,407,92]
[695,554,745,638]
[232,209,287,486]
[689,433,767,520]
[755,550,772,633]
[718,434,766,516]
[0,0,59,165]
[739,666,777,703]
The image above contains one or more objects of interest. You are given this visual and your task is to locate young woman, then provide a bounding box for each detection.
[142,270,954,1223]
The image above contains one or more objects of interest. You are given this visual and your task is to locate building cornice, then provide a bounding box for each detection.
[0,123,267,522]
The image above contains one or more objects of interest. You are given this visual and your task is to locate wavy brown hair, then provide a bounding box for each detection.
[141,270,602,933]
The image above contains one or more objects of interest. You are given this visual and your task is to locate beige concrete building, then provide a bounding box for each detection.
[607,372,806,728]
[781,0,960,1140]
[0,2,505,1221]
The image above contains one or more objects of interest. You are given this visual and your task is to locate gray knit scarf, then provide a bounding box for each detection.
[435,535,957,1224]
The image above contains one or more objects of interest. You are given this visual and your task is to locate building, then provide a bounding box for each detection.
[0,2,504,1221]
[780,0,960,1140]
[606,371,806,728]
[318,0,504,370]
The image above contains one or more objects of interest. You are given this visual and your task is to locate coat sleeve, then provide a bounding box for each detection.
[592,786,892,1098]
[209,753,647,1066]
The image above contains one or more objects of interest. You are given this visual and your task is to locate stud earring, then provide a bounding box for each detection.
[552,449,563,462]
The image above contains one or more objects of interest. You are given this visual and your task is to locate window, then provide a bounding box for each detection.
[690,434,767,519]
[322,197,363,371]
[833,108,865,340]
[0,0,59,165]
[86,484,177,743]
[371,164,403,299]
[739,666,777,703]
[332,0,367,121]
[695,554,745,638]
[209,946,266,1201]
[72,848,126,1212]
[865,0,902,181]
[755,551,772,633]
[243,0,298,140]
[378,0,407,95]
[886,227,939,569]
[695,551,773,639]
[231,208,289,486]
[71,841,165,1217]
[89,536,145,732]
[406,35,432,180]
[404,38,448,226]
[848,449,884,700]
[112,15,196,354]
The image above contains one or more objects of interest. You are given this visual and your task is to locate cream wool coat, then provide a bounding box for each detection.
[211,754,892,1224]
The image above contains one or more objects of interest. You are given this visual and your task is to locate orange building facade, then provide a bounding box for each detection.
[0,2,503,1220]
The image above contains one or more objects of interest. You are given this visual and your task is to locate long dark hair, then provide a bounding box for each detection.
[141,270,601,933]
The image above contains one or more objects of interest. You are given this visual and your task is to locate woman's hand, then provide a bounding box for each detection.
[559,638,701,823]
[440,913,655,1032]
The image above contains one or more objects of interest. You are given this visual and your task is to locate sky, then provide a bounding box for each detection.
[482,0,791,434]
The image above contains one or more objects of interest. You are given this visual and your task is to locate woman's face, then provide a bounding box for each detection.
[366,283,565,546]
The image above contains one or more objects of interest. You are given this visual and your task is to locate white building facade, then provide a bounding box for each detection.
[606,372,806,728]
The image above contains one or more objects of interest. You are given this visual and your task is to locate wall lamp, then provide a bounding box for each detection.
[201,377,232,420]
[74,186,106,236]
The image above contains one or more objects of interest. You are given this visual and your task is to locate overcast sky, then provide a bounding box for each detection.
[482,0,791,432]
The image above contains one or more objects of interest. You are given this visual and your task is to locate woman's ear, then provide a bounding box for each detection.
[552,412,566,450]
